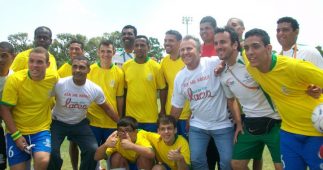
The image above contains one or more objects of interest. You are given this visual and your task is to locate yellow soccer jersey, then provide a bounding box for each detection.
[144,131,190,170]
[123,59,166,123]
[11,48,57,72]
[106,130,152,162]
[57,62,72,78]
[87,63,124,128]
[244,54,323,136]
[160,55,191,120]
[1,69,59,134]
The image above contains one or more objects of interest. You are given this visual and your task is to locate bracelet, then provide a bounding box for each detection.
[11,131,22,141]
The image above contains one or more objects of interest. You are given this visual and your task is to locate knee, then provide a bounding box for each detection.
[110,152,127,168]
[231,160,248,170]
[137,155,153,169]
[152,164,166,170]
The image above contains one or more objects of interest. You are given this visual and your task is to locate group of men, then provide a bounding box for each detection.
[0,15,322,170]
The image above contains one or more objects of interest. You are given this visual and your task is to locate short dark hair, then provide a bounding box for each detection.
[135,35,150,46]
[122,25,137,36]
[277,17,299,31]
[157,115,177,128]
[0,41,14,54]
[30,47,49,62]
[215,27,242,52]
[182,35,201,53]
[200,16,217,31]
[68,39,84,50]
[34,26,52,37]
[166,30,182,41]
[117,116,138,130]
[72,56,90,68]
[245,28,271,46]
[99,39,114,49]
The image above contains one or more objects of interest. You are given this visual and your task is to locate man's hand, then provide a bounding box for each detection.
[168,147,184,161]
[307,84,321,99]
[105,131,118,148]
[120,133,134,150]
[214,60,226,76]
[234,123,243,143]
[15,136,28,151]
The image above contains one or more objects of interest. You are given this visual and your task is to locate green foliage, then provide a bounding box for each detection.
[148,37,164,62]
[7,33,32,53]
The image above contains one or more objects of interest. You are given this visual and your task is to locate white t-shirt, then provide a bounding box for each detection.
[52,77,106,124]
[220,55,280,119]
[282,44,323,69]
[113,48,134,68]
[172,57,232,130]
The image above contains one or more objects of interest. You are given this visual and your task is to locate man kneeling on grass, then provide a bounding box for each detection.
[94,116,155,170]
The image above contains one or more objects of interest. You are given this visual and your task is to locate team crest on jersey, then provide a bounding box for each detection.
[109,80,115,87]
[226,78,234,87]
[43,138,51,148]
[281,85,290,95]
[242,73,254,84]
[147,73,153,81]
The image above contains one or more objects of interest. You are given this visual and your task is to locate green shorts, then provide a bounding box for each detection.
[232,122,281,163]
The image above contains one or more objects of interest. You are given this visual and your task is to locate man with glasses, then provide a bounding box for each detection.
[95,116,155,170]
[11,26,57,72]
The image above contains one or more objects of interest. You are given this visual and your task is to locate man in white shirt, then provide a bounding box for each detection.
[171,35,242,170]
[48,56,119,170]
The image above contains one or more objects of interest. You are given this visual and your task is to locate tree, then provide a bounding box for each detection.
[148,37,164,62]
[316,46,323,56]
[103,31,122,49]
[8,33,32,53]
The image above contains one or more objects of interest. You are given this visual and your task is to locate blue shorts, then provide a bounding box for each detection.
[90,126,116,145]
[138,123,157,132]
[6,130,51,166]
[280,130,323,170]
[177,119,188,140]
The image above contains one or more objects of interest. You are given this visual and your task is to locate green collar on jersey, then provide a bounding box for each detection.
[270,53,277,71]
[134,56,149,64]
[97,61,113,69]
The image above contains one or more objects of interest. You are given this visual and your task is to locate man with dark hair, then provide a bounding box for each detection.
[94,116,155,170]
[145,115,190,170]
[171,35,241,170]
[122,35,167,133]
[160,30,190,138]
[243,28,323,170]
[200,16,217,57]
[0,41,15,170]
[227,17,245,47]
[1,47,59,170]
[11,26,57,72]
[276,16,323,68]
[48,56,119,170]
[87,40,124,169]
[113,25,137,67]
[58,39,85,78]
[214,27,282,170]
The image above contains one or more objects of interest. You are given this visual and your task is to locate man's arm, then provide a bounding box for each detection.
[98,102,119,122]
[159,88,167,116]
[227,98,243,143]
[94,131,118,161]
[0,105,27,150]
[120,133,155,159]
[116,96,124,116]
[170,106,183,120]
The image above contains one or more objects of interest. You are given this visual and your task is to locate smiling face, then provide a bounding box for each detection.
[72,58,90,85]
[214,32,238,62]
[179,39,200,70]
[122,28,136,48]
[69,43,84,59]
[244,35,272,70]
[28,51,49,81]
[0,48,14,74]
[34,28,52,49]
[134,38,149,59]
[158,123,176,145]
[98,44,114,65]
[164,34,181,55]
